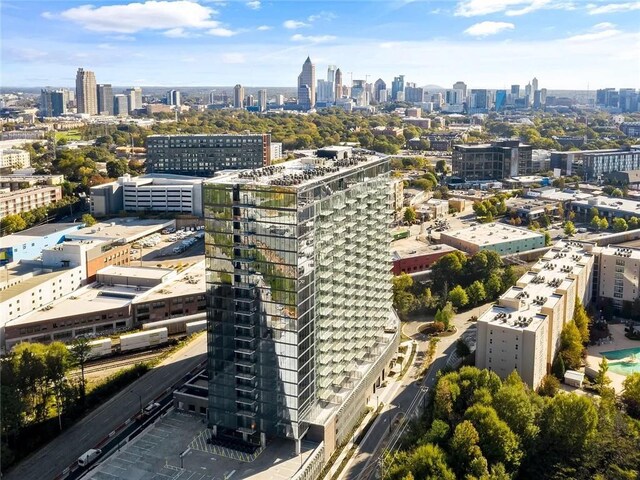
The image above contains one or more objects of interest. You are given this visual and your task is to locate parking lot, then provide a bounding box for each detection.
[85,410,320,480]
[130,228,206,269]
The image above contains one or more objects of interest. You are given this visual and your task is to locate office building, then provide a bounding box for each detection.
[621,122,640,137]
[146,134,271,177]
[531,77,539,93]
[570,196,640,222]
[440,223,545,255]
[550,146,640,179]
[166,90,181,106]
[391,75,405,101]
[298,56,316,110]
[495,90,507,112]
[234,84,244,109]
[75,68,97,115]
[476,240,594,388]
[126,87,143,112]
[374,79,387,103]
[316,80,333,104]
[246,95,255,108]
[533,90,543,109]
[204,150,398,456]
[405,85,424,103]
[0,186,62,217]
[334,68,343,100]
[97,84,114,115]
[469,89,489,113]
[258,89,267,112]
[40,89,67,117]
[511,85,520,97]
[113,94,129,116]
[619,89,639,113]
[452,140,533,181]
[0,149,31,172]
[453,81,467,99]
[90,174,204,217]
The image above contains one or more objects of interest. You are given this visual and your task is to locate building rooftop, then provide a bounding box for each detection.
[205,150,388,189]
[533,188,594,202]
[147,133,266,138]
[97,265,176,282]
[572,196,640,215]
[442,223,544,246]
[391,240,457,261]
[596,245,640,260]
[134,261,205,303]
[1,268,74,303]
[478,240,594,332]
[66,218,174,244]
[0,222,81,249]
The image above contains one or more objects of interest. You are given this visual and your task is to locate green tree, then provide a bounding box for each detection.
[564,221,577,236]
[621,373,640,418]
[628,216,639,229]
[106,159,129,178]
[449,420,489,479]
[431,251,467,295]
[464,403,523,470]
[404,207,417,224]
[589,207,599,220]
[492,380,539,444]
[81,213,97,227]
[599,217,609,231]
[435,302,455,330]
[595,357,612,392]
[537,374,560,397]
[485,273,503,299]
[552,354,566,379]
[591,216,603,231]
[560,321,583,370]
[433,376,460,423]
[613,217,628,232]
[1,214,27,234]
[611,188,623,197]
[448,285,468,309]
[435,159,447,173]
[544,231,552,246]
[540,393,598,457]
[573,297,590,344]
[466,280,486,306]
[45,342,71,430]
[69,336,92,403]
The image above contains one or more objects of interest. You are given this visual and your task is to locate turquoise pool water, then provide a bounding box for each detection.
[601,347,640,376]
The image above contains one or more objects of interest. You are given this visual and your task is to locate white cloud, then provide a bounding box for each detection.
[221,53,245,64]
[109,34,136,41]
[246,1,261,10]
[464,21,515,36]
[283,20,309,29]
[290,34,337,43]
[454,0,573,17]
[587,1,640,14]
[566,22,621,41]
[55,0,223,34]
[257,25,272,31]
[307,11,336,22]
[207,27,237,36]
[164,28,191,38]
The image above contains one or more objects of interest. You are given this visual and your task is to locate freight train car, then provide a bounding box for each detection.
[185,320,207,335]
[141,313,206,336]
[119,327,168,352]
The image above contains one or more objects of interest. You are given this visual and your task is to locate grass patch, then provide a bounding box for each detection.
[400,343,416,380]
[55,130,83,142]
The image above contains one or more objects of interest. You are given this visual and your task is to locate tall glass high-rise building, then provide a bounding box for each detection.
[204,149,398,454]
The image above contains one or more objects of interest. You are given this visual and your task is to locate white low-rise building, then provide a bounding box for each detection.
[440,223,546,255]
[476,240,595,388]
[0,149,30,172]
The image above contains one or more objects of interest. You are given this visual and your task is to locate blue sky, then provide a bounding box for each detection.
[2,0,639,89]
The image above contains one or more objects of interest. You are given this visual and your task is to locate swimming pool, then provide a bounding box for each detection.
[601,347,640,376]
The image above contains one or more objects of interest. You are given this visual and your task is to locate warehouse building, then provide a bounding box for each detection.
[440,223,546,255]
[0,222,83,265]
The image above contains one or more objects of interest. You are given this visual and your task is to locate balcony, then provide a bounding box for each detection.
[235,372,256,381]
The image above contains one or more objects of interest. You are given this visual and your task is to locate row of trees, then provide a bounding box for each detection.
[473,195,509,223]
[387,366,640,480]
[392,251,522,318]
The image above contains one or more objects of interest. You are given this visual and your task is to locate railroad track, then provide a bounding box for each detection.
[71,347,173,376]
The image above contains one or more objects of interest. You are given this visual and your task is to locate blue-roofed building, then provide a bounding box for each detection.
[0,222,84,265]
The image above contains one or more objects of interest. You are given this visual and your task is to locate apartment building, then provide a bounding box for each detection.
[594,245,640,311]
[204,150,398,457]
[550,146,640,180]
[0,185,62,217]
[476,241,595,388]
[146,134,271,177]
[0,149,31,173]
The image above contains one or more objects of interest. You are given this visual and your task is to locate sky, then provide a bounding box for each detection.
[2,0,640,89]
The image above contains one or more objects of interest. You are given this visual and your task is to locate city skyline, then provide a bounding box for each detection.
[2,0,639,89]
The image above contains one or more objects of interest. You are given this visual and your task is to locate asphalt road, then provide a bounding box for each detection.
[4,334,207,480]
[341,303,491,480]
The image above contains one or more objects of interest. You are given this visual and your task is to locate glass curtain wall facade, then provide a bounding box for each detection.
[204,155,392,448]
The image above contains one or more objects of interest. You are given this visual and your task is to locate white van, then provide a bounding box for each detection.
[78,448,102,467]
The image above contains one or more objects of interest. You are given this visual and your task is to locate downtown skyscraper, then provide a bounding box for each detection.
[297,56,316,110]
[75,68,97,115]
[203,150,398,455]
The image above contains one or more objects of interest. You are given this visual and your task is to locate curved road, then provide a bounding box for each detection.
[4,334,207,480]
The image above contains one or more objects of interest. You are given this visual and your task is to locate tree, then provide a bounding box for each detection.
[449,421,488,479]
[621,373,640,418]
[456,338,471,358]
[589,207,600,220]
[573,297,590,344]
[69,337,92,403]
[81,213,97,227]
[599,217,609,231]
[396,443,456,480]
[538,374,560,397]
[464,404,523,470]
[485,273,503,299]
[591,216,603,231]
[611,188,623,197]
[552,354,566,379]
[628,216,639,230]
[435,159,447,173]
[594,357,612,392]
[434,302,455,330]
[448,285,468,309]
[466,280,486,306]
[544,231,552,246]
[613,217,628,232]
[560,322,584,370]
[564,221,577,236]
[45,342,71,431]
[493,380,539,443]
[106,159,128,178]
[404,207,417,224]
[540,393,598,457]
[1,214,27,234]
